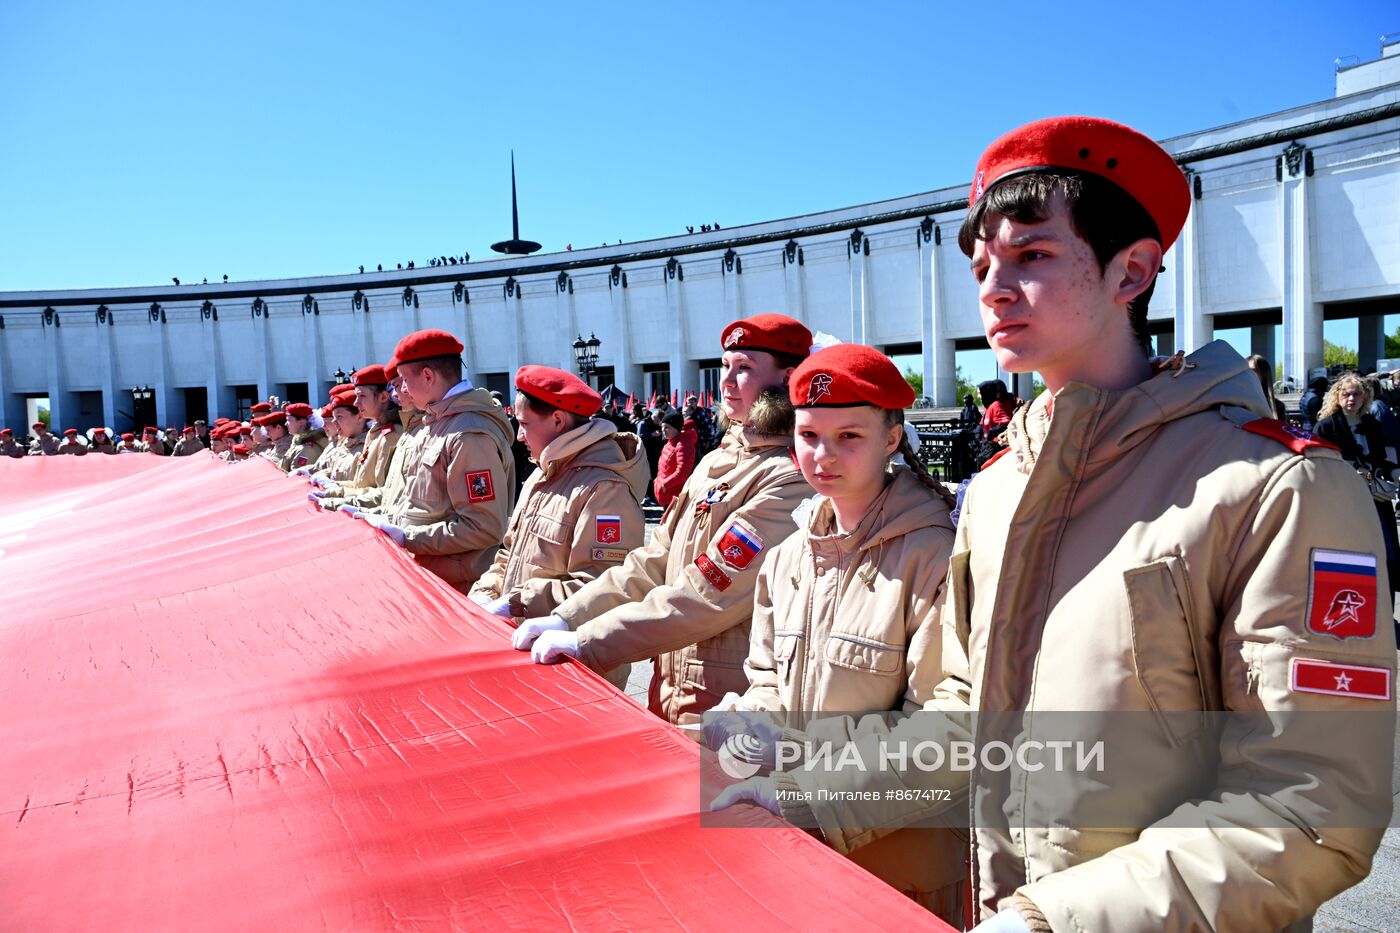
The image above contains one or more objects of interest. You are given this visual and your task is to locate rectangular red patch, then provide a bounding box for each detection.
[295,456,309,467]
[466,470,495,502]
[1306,549,1377,639]
[1290,657,1392,701]
[694,554,731,591]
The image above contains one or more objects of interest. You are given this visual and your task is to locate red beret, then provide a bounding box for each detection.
[182,425,195,434]
[232,443,249,456]
[970,115,1190,251]
[331,394,359,412]
[256,412,287,427]
[352,364,389,387]
[121,433,135,441]
[250,402,272,415]
[721,314,812,358]
[385,359,400,380]
[284,403,313,419]
[790,344,915,410]
[63,428,78,436]
[214,418,230,425]
[515,365,603,416]
[393,329,464,366]
[0,429,11,437]
[32,421,45,430]
[143,426,158,435]
[320,404,334,417]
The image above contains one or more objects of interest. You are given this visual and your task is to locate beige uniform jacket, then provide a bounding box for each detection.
[555,421,811,726]
[471,418,650,618]
[1,439,24,458]
[90,438,119,455]
[262,434,293,466]
[29,433,60,455]
[746,468,965,916]
[279,429,326,473]
[384,388,514,592]
[57,439,88,455]
[777,342,1396,931]
[171,437,204,457]
[337,416,405,493]
[334,412,424,512]
[316,430,367,483]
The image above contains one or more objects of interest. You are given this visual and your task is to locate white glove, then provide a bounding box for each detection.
[469,592,493,607]
[970,911,1032,933]
[292,467,311,477]
[484,595,514,618]
[364,514,406,547]
[708,776,780,817]
[702,710,783,769]
[311,476,334,490]
[511,614,568,650]
[531,629,580,664]
[342,506,361,519]
[307,492,323,505]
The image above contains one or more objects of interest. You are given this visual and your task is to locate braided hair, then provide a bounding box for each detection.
[886,408,957,509]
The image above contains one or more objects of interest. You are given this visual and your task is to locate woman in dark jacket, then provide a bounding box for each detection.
[1314,372,1400,604]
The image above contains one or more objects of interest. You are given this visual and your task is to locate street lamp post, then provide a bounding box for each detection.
[572,333,601,386]
[332,368,351,386]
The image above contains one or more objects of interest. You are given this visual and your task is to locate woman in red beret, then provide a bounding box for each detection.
[706,343,965,922]
[469,365,651,690]
[519,313,816,729]
[278,402,327,473]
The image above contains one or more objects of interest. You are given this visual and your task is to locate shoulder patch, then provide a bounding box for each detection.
[595,514,622,544]
[1306,548,1377,639]
[1240,418,1338,454]
[717,518,764,570]
[466,470,495,502]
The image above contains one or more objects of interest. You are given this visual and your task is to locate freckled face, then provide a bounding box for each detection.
[970,191,1120,386]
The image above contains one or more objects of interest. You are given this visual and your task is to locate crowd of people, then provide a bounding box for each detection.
[8,115,1396,931]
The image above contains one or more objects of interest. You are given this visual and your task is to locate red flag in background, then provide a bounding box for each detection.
[625,393,634,411]
[647,391,657,410]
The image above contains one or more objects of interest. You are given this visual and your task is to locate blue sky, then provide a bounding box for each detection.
[0,0,1392,376]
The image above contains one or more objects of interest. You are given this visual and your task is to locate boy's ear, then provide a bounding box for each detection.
[1112,237,1163,306]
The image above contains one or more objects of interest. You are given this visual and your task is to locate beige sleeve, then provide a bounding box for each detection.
[1020,453,1396,932]
[740,545,788,714]
[552,510,675,626]
[573,471,811,673]
[399,431,511,557]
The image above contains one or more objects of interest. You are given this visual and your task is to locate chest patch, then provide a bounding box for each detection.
[694,482,731,517]
[295,456,309,467]
[716,518,764,570]
[595,514,622,544]
[1306,549,1377,640]
[1290,657,1391,701]
[467,470,495,502]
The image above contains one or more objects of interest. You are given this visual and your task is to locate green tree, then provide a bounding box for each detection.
[1385,326,1400,361]
[1324,340,1358,370]
[902,368,922,397]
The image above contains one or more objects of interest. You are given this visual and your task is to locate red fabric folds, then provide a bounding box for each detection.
[0,456,948,931]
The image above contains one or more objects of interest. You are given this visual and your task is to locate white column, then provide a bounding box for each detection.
[43,313,63,429]
[1172,197,1211,354]
[849,231,869,343]
[506,282,523,382]
[720,253,742,323]
[254,306,271,400]
[921,224,958,406]
[201,308,223,420]
[1280,164,1319,387]
[99,314,117,428]
[782,242,805,322]
[458,287,480,384]
[554,274,576,374]
[0,319,11,427]
[153,312,170,426]
[609,268,638,393]
[302,304,326,403]
[665,261,696,400]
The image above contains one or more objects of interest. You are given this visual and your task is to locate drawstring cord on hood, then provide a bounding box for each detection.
[1151,350,1198,379]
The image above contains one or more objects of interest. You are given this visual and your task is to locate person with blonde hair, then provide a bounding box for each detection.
[1314,371,1400,603]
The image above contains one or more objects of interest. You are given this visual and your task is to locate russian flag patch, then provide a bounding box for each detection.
[1290,657,1392,701]
[716,518,764,571]
[595,515,621,544]
[1306,549,1377,640]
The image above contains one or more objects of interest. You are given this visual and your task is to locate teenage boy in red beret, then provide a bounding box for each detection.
[56,428,87,455]
[351,329,515,594]
[0,428,24,458]
[739,117,1395,933]
[469,366,650,687]
[28,422,60,456]
[171,425,203,457]
[518,314,814,727]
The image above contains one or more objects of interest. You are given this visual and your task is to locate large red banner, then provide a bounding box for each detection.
[0,455,947,931]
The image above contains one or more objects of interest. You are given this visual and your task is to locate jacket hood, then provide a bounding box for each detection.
[807,466,954,549]
[294,428,327,444]
[538,417,650,501]
[1006,340,1272,473]
[717,387,796,451]
[431,387,513,441]
[342,429,368,452]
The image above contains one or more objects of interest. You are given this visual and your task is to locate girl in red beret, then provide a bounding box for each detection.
[518,314,817,730]
[705,343,964,923]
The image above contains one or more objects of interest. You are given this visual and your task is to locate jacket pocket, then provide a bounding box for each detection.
[1125,558,1207,745]
[946,550,973,644]
[824,632,903,675]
